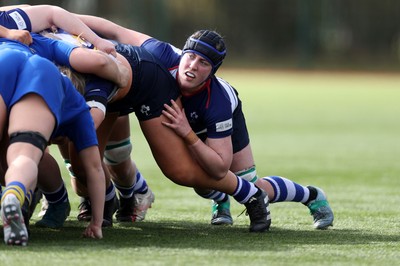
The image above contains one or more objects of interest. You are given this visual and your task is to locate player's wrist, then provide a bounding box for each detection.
[183,130,199,146]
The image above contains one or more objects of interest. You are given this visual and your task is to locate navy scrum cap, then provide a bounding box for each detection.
[182,30,226,74]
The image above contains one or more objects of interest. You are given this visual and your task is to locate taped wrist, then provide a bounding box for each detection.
[184,131,199,146]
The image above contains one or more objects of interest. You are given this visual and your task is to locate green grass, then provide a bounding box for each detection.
[1,69,400,265]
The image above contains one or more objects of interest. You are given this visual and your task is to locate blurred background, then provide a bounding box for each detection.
[3,0,400,71]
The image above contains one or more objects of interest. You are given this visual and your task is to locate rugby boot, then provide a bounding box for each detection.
[116,195,136,222]
[102,194,119,227]
[306,186,334,229]
[132,189,154,222]
[1,194,28,246]
[35,200,71,229]
[211,198,233,225]
[244,189,271,232]
[77,197,92,222]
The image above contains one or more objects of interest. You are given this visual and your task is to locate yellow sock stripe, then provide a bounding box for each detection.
[2,186,25,206]
[25,189,34,205]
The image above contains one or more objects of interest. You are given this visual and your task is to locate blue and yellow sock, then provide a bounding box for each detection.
[1,181,27,207]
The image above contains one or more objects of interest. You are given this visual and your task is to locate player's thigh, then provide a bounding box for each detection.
[0,97,7,140]
[8,94,55,139]
[108,115,130,142]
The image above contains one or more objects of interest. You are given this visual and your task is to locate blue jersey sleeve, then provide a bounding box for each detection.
[142,38,181,68]
[30,33,77,67]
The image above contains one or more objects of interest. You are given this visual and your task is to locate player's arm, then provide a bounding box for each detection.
[0,5,31,11]
[162,100,232,179]
[0,25,32,44]
[188,136,233,180]
[78,145,105,239]
[89,108,105,129]
[68,48,130,89]
[20,5,116,56]
[75,14,151,46]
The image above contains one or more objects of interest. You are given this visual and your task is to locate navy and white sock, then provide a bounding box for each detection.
[105,182,116,202]
[42,182,68,204]
[132,170,148,195]
[115,182,134,199]
[196,190,227,202]
[232,176,258,204]
[262,176,311,203]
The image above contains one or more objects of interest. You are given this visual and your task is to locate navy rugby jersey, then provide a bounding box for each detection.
[142,38,238,140]
[0,8,31,31]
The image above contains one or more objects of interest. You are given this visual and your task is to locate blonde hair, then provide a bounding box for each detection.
[58,66,86,95]
[40,30,87,95]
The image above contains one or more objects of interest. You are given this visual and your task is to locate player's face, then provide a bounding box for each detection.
[178,52,212,93]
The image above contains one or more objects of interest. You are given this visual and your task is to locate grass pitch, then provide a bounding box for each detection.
[1,69,399,265]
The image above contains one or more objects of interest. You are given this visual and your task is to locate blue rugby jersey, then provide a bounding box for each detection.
[0,39,97,152]
[0,33,76,67]
[52,74,98,152]
[40,29,117,113]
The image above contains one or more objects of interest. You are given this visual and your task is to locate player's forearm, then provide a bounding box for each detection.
[0,4,31,11]
[84,160,106,227]
[186,137,231,180]
[89,107,106,129]
[40,6,103,47]
[0,25,9,37]
[76,14,119,41]
[23,5,115,55]
[76,14,150,46]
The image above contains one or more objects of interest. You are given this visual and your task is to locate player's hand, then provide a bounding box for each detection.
[162,99,192,138]
[95,38,117,57]
[82,223,103,239]
[6,29,32,45]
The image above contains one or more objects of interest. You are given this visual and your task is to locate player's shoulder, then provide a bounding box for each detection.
[210,76,239,110]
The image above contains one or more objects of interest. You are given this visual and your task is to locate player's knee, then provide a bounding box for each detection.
[103,138,132,165]
[162,163,217,187]
[235,166,258,183]
[9,131,48,153]
[161,164,194,186]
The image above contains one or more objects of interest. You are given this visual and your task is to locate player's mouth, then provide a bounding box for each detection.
[185,71,195,79]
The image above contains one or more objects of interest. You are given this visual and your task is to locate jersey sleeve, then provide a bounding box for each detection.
[204,98,233,139]
[84,75,116,114]
[142,38,181,68]
[0,8,32,31]
[30,33,77,67]
[203,80,237,139]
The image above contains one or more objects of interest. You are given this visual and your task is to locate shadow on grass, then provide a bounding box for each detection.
[19,219,400,251]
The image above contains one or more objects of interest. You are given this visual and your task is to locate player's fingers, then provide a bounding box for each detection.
[162,110,175,121]
[25,35,33,45]
[170,99,181,110]
[109,49,117,58]
[164,103,178,116]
